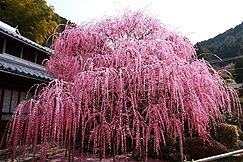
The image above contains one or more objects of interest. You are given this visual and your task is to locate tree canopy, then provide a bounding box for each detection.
[1,10,241,162]
[0,0,58,45]
[235,48,243,82]
[198,22,243,66]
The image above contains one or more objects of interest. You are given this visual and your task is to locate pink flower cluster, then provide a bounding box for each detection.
[2,10,240,161]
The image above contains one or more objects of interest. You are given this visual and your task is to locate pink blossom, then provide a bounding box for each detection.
[1,10,241,161]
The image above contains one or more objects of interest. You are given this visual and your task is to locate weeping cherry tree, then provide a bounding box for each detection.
[1,10,241,161]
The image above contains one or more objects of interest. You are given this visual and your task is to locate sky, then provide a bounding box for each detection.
[46,0,243,44]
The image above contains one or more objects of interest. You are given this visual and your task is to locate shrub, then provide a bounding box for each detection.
[185,137,228,160]
[214,123,240,150]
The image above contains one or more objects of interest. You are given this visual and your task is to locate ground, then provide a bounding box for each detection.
[48,151,164,162]
[0,149,165,162]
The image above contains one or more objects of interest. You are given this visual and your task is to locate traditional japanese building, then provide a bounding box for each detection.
[0,21,52,139]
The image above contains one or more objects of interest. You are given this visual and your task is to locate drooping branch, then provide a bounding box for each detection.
[1,10,241,161]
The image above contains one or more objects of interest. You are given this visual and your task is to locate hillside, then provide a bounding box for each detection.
[198,21,243,65]
[0,0,68,46]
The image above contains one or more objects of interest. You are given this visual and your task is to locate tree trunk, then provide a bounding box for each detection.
[113,129,116,162]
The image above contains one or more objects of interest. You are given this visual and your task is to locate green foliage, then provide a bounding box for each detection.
[198,22,243,66]
[221,73,232,80]
[238,85,243,97]
[45,13,69,47]
[195,43,211,61]
[0,0,61,45]
[239,97,243,105]
[195,43,204,55]
[238,128,243,141]
[214,123,240,150]
[220,73,236,84]
[235,48,243,83]
[52,14,69,32]
[225,78,236,83]
[185,137,228,160]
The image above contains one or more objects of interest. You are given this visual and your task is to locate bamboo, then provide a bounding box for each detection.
[192,149,243,162]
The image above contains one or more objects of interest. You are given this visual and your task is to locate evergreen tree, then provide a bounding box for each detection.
[235,48,243,82]
[195,43,204,55]
[195,43,211,61]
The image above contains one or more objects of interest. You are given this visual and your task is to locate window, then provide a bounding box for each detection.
[0,88,31,120]
[37,52,48,65]
[23,47,36,62]
[5,40,21,57]
[0,37,3,53]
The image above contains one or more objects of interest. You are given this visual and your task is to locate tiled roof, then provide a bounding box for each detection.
[0,21,53,81]
[0,57,53,81]
[0,21,52,53]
